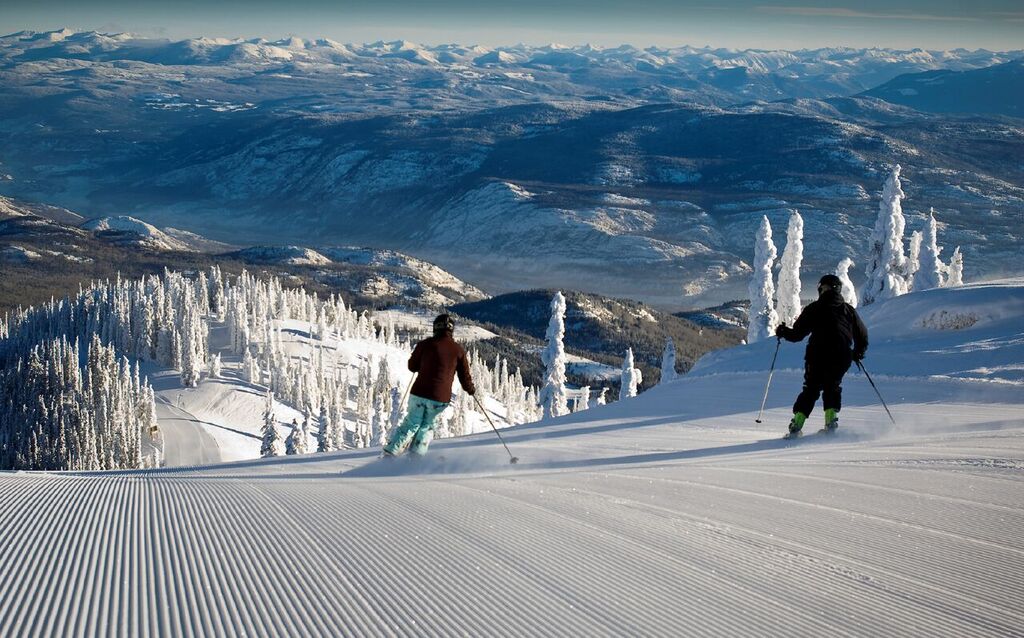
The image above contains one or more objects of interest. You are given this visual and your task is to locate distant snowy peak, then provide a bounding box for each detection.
[81,215,192,251]
[473,50,519,66]
[3,29,1018,81]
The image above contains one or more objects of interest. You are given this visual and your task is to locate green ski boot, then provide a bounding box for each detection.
[823,408,839,434]
[785,412,807,439]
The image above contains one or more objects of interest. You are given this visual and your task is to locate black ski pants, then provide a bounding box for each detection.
[793,356,851,417]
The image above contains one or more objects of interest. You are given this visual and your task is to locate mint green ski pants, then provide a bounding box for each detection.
[383,395,449,456]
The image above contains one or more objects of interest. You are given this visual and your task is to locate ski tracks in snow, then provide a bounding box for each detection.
[2,392,1024,636]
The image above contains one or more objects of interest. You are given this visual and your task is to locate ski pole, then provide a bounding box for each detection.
[856,360,896,425]
[472,394,519,464]
[400,373,416,409]
[755,337,782,424]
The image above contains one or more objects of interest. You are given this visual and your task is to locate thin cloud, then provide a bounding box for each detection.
[757,6,980,22]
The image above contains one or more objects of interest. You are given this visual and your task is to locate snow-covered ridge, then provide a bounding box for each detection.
[82,215,191,251]
[227,244,487,307]
[229,245,331,265]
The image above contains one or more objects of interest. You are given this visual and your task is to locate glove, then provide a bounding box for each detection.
[466,385,476,396]
[853,350,865,363]
[774,324,787,338]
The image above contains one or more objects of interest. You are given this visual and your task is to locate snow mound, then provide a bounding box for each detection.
[230,245,332,266]
[693,279,1024,384]
[82,216,191,251]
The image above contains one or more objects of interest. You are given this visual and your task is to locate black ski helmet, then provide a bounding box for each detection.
[818,274,843,295]
[433,313,455,335]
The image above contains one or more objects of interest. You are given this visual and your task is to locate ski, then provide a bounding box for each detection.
[783,427,839,440]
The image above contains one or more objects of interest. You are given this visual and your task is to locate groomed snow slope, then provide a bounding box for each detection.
[1,281,1023,636]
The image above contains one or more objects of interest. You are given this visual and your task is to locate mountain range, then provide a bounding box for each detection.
[0,29,1021,306]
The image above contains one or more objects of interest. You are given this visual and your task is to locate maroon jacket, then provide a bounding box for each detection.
[409,334,475,404]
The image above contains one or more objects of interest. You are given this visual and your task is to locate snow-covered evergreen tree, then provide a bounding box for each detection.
[389,386,404,433]
[619,348,642,400]
[371,394,389,447]
[775,211,804,327]
[906,231,922,286]
[244,348,260,385]
[914,210,945,291]
[285,419,308,455]
[209,353,222,378]
[538,291,569,419]
[317,403,336,453]
[748,216,779,342]
[659,337,678,384]
[596,388,608,406]
[862,165,910,305]
[260,392,283,458]
[836,258,858,308]
[946,247,964,286]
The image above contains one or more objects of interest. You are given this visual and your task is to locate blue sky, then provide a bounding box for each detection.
[3,1,1022,50]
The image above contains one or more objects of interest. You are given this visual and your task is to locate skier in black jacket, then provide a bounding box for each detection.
[775,274,868,436]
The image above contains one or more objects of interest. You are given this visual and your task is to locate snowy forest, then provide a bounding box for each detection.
[0,268,553,470]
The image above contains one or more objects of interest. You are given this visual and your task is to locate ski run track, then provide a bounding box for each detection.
[2,282,1024,637]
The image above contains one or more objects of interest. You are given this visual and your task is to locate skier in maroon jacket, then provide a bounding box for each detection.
[383,314,475,457]
[776,274,868,437]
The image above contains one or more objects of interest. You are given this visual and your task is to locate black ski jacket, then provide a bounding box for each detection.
[777,290,868,363]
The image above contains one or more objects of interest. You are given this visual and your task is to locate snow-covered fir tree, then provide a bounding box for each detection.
[209,353,222,378]
[244,348,260,384]
[946,247,964,286]
[659,337,678,384]
[775,211,804,327]
[862,165,910,305]
[596,388,608,406]
[317,403,336,453]
[619,348,642,400]
[836,258,858,307]
[914,210,946,291]
[285,419,308,455]
[260,392,283,458]
[539,291,569,419]
[748,216,779,343]
[906,230,922,286]
[389,386,404,433]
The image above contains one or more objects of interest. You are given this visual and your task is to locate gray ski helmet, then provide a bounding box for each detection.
[818,274,843,295]
[433,313,455,335]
